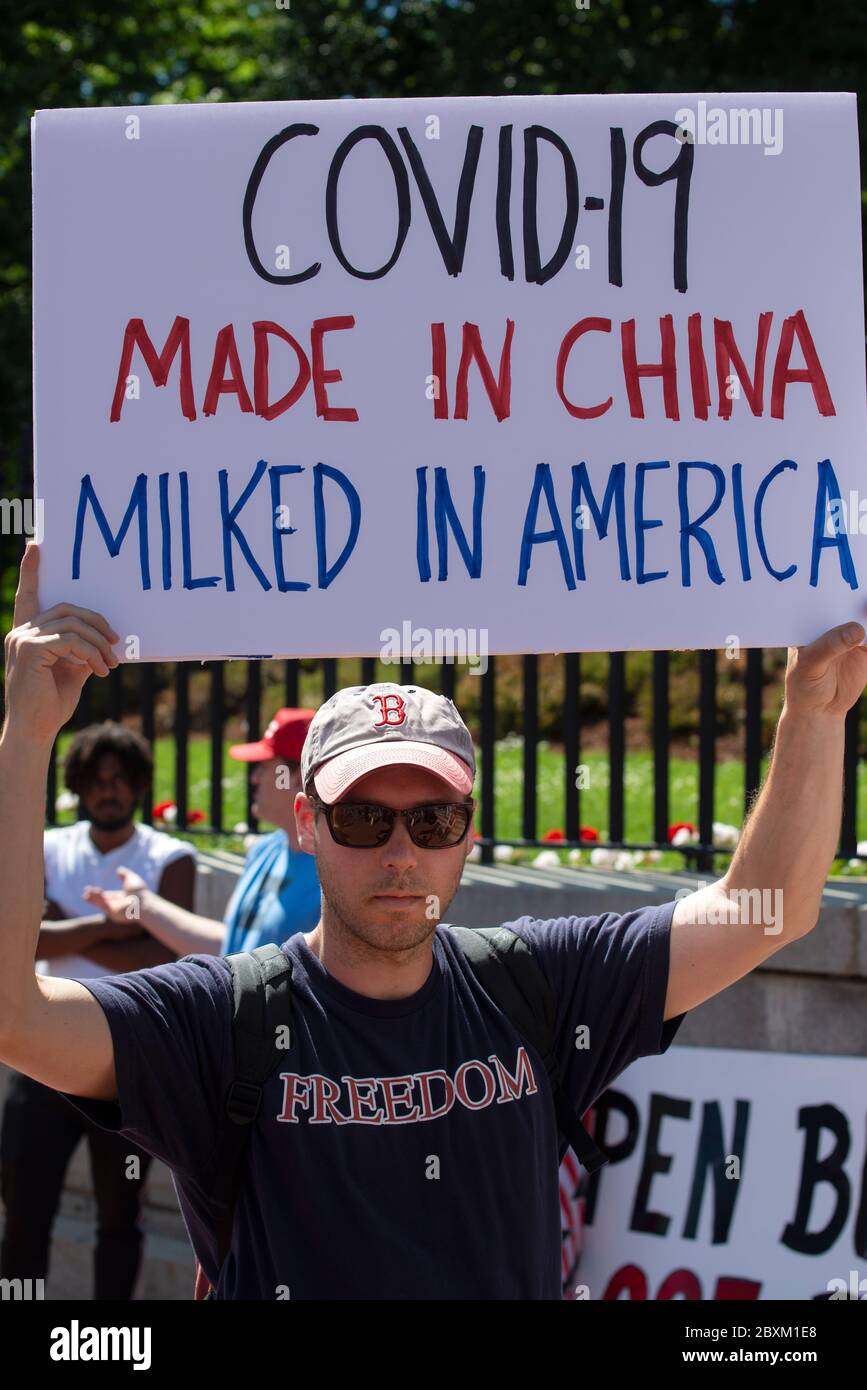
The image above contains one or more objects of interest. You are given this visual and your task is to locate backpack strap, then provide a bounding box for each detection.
[446,925,609,1174]
[206,943,294,1285]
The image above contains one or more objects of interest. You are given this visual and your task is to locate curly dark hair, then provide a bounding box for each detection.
[64,721,153,801]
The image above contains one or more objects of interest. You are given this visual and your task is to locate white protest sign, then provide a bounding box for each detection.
[32,93,867,661]
[576,1045,867,1301]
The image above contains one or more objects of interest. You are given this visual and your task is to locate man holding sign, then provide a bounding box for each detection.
[0,541,863,1299]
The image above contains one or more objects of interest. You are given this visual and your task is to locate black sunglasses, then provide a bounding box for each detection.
[308,793,474,849]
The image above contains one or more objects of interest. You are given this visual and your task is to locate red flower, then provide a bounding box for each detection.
[186,809,206,825]
[667,821,696,842]
[542,829,565,842]
[579,826,599,842]
[153,800,176,818]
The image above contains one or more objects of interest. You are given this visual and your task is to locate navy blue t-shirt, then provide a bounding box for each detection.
[62,901,685,1299]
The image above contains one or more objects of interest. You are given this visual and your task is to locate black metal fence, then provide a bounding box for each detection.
[6,609,865,874]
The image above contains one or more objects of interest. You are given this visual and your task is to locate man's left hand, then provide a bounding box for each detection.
[784,622,867,719]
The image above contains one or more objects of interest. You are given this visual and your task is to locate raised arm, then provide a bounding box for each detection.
[666,622,867,1019]
[83,864,226,957]
[0,542,122,1100]
[130,889,226,956]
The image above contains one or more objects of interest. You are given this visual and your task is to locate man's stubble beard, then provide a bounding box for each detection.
[314,850,466,957]
[88,811,135,833]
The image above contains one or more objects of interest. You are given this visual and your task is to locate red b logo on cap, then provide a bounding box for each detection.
[371,693,406,727]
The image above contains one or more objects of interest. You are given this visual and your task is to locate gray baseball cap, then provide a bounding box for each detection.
[301,682,476,803]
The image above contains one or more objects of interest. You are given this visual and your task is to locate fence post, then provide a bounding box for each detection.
[608,653,625,843]
[245,661,261,831]
[841,700,859,861]
[522,655,538,843]
[744,648,764,818]
[209,662,224,834]
[480,660,495,864]
[652,651,670,847]
[564,654,581,842]
[175,665,189,829]
[697,650,717,872]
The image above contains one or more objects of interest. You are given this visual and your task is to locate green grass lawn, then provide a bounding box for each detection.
[47,734,867,877]
[479,742,768,875]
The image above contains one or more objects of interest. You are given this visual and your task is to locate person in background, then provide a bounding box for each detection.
[82,709,322,958]
[220,708,322,954]
[0,721,196,1300]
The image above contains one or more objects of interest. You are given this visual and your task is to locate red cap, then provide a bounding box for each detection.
[229,708,315,763]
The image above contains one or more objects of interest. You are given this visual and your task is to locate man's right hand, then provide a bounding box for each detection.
[3,542,121,743]
[83,866,149,930]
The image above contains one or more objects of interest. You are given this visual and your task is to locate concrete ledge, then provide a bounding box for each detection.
[676,970,867,1055]
[197,848,867,987]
